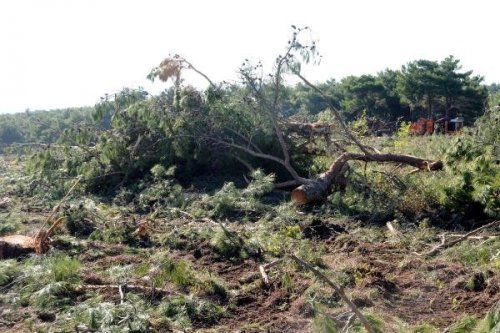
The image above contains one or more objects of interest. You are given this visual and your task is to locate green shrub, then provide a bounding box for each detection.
[46,253,82,284]
[352,312,385,333]
[157,295,224,328]
[16,253,82,310]
[0,211,26,236]
[196,276,228,300]
[157,295,195,328]
[210,227,246,261]
[0,260,20,286]
[149,252,197,288]
[200,169,275,218]
[137,165,184,212]
[472,301,500,333]
[443,108,499,218]
[311,304,340,333]
[63,203,96,237]
[444,238,500,268]
[394,121,412,152]
[73,296,150,332]
[447,315,479,333]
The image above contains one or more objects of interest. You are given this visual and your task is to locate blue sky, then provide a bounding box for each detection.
[0,0,499,113]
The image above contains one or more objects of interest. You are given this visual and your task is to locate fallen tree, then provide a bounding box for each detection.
[148,26,443,205]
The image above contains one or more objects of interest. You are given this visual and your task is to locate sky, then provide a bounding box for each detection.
[0,0,499,114]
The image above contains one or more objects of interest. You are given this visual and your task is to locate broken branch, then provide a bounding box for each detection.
[421,220,500,257]
[290,254,376,333]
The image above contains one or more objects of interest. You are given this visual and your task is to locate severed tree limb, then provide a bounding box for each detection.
[259,258,285,285]
[420,220,500,257]
[290,254,376,333]
[286,121,341,155]
[291,152,443,205]
[119,284,125,304]
[264,40,297,169]
[174,55,217,89]
[239,49,305,186]
[285,121,332,137]
[386,221,404,238]
[39,177,81,234]
[30,177,81,253]
[446,234,498,240]
[223,126,264,154]
[343,313,356,332]
[286,62,442,205]
[215,138,309,184]
[259,265,270,285]
[293,72,374,156]
[85,283,176,296]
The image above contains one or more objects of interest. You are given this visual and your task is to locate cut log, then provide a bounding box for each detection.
[291,153,350,205]
[291,152,443,205]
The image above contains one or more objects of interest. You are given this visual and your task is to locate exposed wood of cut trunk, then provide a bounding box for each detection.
[0,235,36,259]
[291,152,443,205]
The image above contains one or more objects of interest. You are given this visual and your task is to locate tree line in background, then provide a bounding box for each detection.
[293,55,494,126]
[0,56,497,147]
[0,107,93,145]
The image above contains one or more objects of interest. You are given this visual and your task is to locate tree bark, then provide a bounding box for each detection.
[291,152,443,205]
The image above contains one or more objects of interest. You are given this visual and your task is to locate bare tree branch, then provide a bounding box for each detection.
[174,55,217,89]
[293,71,374,156]
[216,139,309,184]
[290,254,376,333]
[419,220,500,257]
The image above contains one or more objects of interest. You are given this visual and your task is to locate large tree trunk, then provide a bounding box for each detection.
[291,152,443,205]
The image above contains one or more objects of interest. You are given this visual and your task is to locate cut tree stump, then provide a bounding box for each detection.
[0,235,36,259]
[0,179,80,260]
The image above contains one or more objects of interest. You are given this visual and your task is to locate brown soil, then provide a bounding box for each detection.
[322,241,499,329]
[156,232,498,331]
[1,228,498,332]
